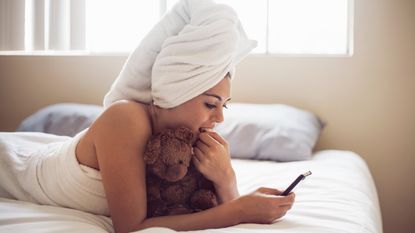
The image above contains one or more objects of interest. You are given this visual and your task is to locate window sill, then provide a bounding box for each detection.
[0,51,129,56]
[0,50,352,58]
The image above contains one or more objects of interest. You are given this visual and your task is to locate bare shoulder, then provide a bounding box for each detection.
[91,100,152,141]
[76,100,152,169]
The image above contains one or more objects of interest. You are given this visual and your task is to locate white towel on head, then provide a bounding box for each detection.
[103,0,257,108]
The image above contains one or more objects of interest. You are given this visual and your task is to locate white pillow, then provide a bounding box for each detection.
[214,103,325,162]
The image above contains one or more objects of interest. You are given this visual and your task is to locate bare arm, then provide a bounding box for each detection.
[138,201,239,231]
[137,188,295,231]
[214,170,239,203]
[91,101,151,233]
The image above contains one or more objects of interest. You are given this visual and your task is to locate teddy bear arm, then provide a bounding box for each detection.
[190,189,218,211]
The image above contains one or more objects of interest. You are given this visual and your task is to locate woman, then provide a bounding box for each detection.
[76,74,295,233]
[0,1,295,232]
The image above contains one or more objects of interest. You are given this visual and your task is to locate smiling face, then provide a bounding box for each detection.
[155,76,231,136]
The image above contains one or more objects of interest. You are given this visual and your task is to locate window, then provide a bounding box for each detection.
[0,0,353,55]
[86,0,160,52]
[268,0,352,54]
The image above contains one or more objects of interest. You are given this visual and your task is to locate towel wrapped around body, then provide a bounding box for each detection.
[103,0,257,108]
[0,131,108,216]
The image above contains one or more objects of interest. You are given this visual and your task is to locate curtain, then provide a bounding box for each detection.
[0,0,85,51]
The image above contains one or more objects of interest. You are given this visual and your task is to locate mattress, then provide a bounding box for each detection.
[0,150,382,233]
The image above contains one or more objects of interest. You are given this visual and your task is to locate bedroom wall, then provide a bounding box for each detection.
[0,0,414,232]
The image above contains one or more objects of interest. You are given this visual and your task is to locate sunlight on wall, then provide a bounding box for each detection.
[86,0,159,52]
[15,0,350,54]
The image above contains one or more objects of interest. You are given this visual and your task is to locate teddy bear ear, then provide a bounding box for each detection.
[144,134,161,164]
[174,127,195,143]
[163,128,176,138]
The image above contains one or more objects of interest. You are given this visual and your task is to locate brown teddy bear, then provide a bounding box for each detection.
[144,126,218,217]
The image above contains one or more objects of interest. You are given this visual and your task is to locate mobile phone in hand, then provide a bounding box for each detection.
[281,171,312,196]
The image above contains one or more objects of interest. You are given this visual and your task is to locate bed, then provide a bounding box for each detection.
[1,103,383,233]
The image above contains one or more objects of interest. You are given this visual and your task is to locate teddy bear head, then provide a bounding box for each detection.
[144,126,196,182]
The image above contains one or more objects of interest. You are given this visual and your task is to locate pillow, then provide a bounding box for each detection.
[214,103,325,162]
[16,103,103,137]
[16,102,324,162]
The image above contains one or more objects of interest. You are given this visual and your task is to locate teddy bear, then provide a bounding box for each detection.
[144,126,218,217]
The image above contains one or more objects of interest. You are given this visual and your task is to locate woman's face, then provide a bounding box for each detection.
[164,77,231,136]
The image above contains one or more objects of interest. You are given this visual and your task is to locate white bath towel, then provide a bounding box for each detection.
[103,0,257,108]
[0,131,108,216]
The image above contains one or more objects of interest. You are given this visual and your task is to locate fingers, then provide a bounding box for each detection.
[256,187,295,208]
[193,147,206,162]
[258,187,283,196]
[195,140,210,154]
[257,187,295,200]
[198,132,219,147]
[198,131,225,147]
[195,131,227,156]
[205,131,228,146]
[238,190,295,224]
[276,192,295,205]
[192,153,201,168]
[270,199,294,221]
[285,192,296,203]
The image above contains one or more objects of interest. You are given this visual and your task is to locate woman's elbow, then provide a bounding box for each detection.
[113,216,148,233]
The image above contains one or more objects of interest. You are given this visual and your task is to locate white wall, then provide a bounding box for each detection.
[0,0,414,232]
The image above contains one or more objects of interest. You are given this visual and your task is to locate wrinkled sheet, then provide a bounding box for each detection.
[0,150,382,233]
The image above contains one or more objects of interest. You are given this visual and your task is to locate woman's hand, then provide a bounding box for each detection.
[137,187,295,231]
[193,130,239,202]
[233,187,295,224]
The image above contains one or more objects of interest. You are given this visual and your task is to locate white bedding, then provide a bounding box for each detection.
[0,150,382,233]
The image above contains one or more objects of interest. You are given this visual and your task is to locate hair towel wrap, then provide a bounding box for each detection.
[103,0,257,108]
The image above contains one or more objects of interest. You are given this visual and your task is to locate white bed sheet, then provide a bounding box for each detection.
[0,150,382,233]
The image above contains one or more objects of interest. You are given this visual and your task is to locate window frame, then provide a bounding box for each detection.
[0,0,354,57]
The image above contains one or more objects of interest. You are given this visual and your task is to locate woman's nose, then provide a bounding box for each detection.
[214,107,224,123]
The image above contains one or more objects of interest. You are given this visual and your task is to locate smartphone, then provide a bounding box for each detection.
[281,171,312,196]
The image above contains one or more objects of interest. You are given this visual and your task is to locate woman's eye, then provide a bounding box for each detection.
[205,103,216,109]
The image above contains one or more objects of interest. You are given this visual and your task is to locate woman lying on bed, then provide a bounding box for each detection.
[76,75,295,233]
[0,0,294,233]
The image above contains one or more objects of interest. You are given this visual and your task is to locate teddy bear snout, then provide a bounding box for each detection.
[165,164,188,182]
